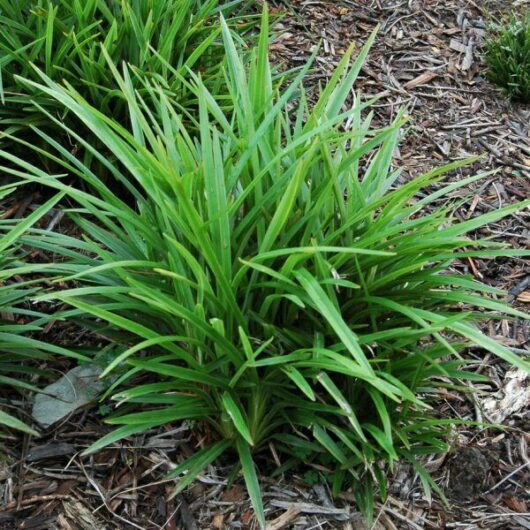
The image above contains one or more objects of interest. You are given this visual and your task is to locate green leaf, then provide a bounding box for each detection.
[0,192,65,252]
[317,372,366,441]
[169,440,231,495]
[295,269,374,375]
[313,424,347,464]
[0,410,39,436]
[283,366,315,401]
[236,438,265,529]
[222,392,254,446]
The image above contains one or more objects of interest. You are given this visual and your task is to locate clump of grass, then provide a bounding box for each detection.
[2,10,529,526]
[0,0,252,160]
[484,15,530,103]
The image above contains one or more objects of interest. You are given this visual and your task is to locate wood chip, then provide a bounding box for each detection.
[269,500,349,517]
[26,443,76,462]
[461,38,474,70]
[481,367,530,423]
[449,38,467,53]
[517,290,530,303]
[504,496,528,513]
[266,506,301,530]
[404,71,438,89]
[212,514,225,529]
[61,499,108,530]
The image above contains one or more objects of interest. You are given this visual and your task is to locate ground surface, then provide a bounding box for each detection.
[1,1,529,529]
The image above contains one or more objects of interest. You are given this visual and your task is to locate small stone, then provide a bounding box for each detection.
[32,365,104,428]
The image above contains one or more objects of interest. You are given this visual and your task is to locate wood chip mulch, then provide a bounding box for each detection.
[2,1,529,528]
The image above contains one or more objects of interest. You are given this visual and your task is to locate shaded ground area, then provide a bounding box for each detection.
[1,0,529,528]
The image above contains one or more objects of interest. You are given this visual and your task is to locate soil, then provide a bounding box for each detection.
[447,446,493,499]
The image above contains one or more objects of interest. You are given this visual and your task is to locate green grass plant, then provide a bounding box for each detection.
[0,0,252,160]
[2,10,529,525]
[484,14,530,103]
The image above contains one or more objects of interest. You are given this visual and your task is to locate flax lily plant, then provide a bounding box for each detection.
[1,10,528,525]
[0,0,252,165]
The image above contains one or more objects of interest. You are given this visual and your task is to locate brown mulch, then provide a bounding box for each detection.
[2,1,529,529]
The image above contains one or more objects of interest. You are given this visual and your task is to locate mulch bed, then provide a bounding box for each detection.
[1,1,529,528]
